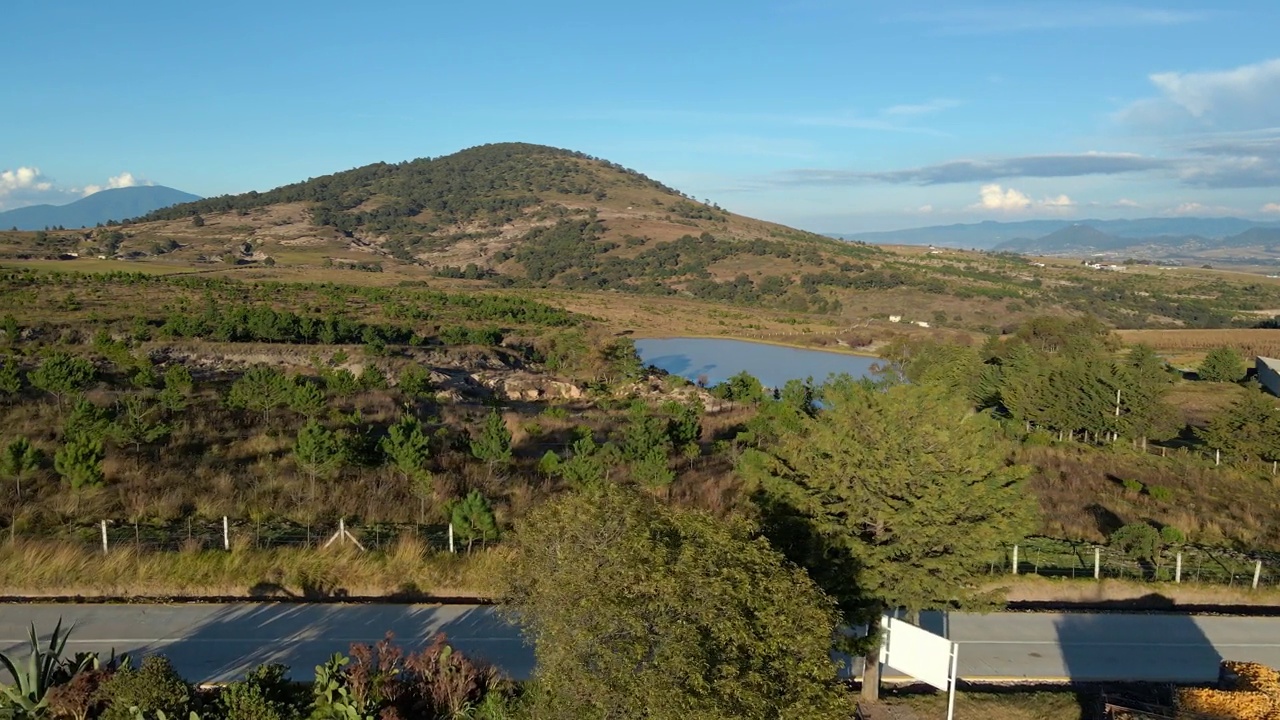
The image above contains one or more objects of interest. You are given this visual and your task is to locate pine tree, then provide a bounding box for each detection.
[288,379,326,419]
[741,377,1034,700]
[157,364,194,414]
[1199,387,1280,463]
[470,411,512,470]
[381,415,433,521]
[447,490,499,549]
[1,437,42,502]
[294,419,345,494]
[226,364,292,424]
[0,355,22,399]
[110,394,171,463]
[29,353,95,409]
[54,435,105,490]
[1199,346,1246,383]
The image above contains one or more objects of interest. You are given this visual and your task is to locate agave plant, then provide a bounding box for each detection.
[0,618,86,717]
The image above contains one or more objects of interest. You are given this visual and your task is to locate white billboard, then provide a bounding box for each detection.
[879,615,958,691]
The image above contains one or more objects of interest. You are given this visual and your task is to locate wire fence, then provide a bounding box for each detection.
[7,521,1279,591]
[7,517,493,555]
[987,536,1280,589]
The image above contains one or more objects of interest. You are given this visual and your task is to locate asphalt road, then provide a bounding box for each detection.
[0,603,1275,683]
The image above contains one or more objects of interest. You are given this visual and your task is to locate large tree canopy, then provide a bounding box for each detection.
[741,377,1035,622]
[503,487,851,720]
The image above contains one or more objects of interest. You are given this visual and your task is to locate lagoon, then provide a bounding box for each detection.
[633,337,879,389]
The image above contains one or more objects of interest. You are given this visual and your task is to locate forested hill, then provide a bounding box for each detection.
[9,142,1280,330]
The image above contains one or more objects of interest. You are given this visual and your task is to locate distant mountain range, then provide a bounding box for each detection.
[0,186,200,230]
[839,217,1280,251]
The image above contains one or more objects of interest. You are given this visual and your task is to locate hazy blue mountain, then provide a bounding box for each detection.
[839,217,1280,249]
[0,186,200,230]
[994,224,1280,256]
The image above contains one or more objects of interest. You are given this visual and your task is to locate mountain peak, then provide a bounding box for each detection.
[0,185,201,230]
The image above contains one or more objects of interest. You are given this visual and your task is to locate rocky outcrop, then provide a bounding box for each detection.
[471,371,584,401]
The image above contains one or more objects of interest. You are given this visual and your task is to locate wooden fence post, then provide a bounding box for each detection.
[1176,553,1182,584]
[1095,547,1101,580]
[1254,561,1263,590]
[100,520,108,555]
[1011,545,1018,575]
[223,516,230,551]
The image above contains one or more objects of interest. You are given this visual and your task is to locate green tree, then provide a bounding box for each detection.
[380,415,434,521]
[1,437,41,503]
[397,364,433,398]
[64,397,112,444]
[0,355,22,399]
[29,353,95,408]
[294,419,345,493]
[1199,346,1246,383]
[503,487,851,720]
[714,370,766,403]
[556,435,606,489]
[1199,386,1280,463]
[157,363,194,414]
[740,377,1034,700]
[288,378,327,419]
[110,394,171,463]
[54,435,105,490]
[470,411,512,471]
[227,364,292,424]
[630,444,674,491]
[447,490,499,549]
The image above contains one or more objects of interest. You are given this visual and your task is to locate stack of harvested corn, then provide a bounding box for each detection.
[1177,662,1280,719]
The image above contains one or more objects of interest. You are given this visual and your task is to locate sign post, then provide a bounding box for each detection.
[880,615,960,720]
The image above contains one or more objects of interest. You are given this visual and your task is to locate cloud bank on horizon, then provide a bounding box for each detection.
[5,0,1280,231]
[0,167,150,212]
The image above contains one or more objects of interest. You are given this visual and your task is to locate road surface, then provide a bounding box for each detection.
[0,603,1275,683]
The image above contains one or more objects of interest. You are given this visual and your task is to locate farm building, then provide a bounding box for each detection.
[1258,357,1280,396]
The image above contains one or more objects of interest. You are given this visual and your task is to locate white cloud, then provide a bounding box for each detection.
[971,184,1075,213]
[82,172,144,196]
[917,204,934,213]
[0,167,53,195]
[1262,202,1280,214]
[0,167,152,210]
[1115,198,1142,208]
[1166,201,1240,216]
[891,5,1209,35]
[1120,58,1280,131]
[881,99,961,117]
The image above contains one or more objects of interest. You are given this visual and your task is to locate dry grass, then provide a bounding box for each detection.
[871,689,1084,720]
[1022,444,1280,549]
[1118,329,1280,365]
[0,535,505,599]
[1002,575,1280,607]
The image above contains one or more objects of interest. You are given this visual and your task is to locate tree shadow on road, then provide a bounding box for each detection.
[1055,597,1221,719]
[119,602,532,684]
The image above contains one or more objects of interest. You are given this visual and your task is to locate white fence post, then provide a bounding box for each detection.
[1254,560,1263,590]
[222,516,230,551]
[1094,547,1101,580]
[1011,545,1018,575]
[338,518,346,546]
[100,520,108,555]
[1216,449,1221,466]
[448,523,455,554]
[1176,553,1182,584]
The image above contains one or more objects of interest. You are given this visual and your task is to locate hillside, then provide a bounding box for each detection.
[4,142,1280,331]
[0,186,200,230]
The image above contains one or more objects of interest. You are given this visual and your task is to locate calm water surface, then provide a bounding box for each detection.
[633,337,879,388]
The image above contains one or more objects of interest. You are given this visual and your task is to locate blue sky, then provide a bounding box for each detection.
[4,0,1280,232]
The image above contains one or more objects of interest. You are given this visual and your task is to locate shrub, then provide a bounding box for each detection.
[99,656,192,720]
[1121,478,1143,494]
[1147,484,1174,502]
[217,663,297,720]
[1160,525,1185,545]
[1110,522,1161,562]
